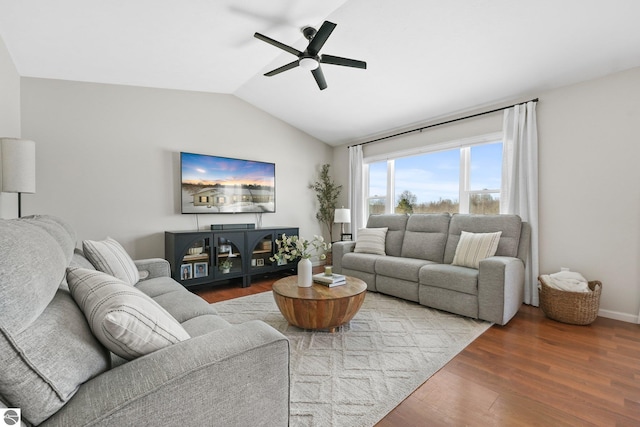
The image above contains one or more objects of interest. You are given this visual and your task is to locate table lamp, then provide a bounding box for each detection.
[334,207,351,239]
[1,138,36,217]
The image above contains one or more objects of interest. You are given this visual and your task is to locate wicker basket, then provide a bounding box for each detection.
[538,276,602,325]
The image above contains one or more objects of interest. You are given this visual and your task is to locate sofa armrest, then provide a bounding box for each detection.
[332,241,357,274]
[478,256,525,325]
[134,258,171,280]
[43,320,290,427]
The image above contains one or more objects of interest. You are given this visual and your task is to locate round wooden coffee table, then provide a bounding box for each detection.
[272,275,367,332]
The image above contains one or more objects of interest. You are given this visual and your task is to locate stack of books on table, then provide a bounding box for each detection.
[313,273,347,287]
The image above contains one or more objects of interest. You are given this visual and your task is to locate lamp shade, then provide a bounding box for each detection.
[1,138,36,194]
[334,207,351,223]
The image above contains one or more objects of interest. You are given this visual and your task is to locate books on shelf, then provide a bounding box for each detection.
[313,273,347,287]
[183,253,209,261]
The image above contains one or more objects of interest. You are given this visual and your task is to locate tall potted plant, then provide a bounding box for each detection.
[309,164,342,244]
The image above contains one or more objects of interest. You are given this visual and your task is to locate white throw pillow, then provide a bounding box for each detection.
[452,231,502,269]
[83,237,140,285]
[354,227,388,255]
[67,267,190,360]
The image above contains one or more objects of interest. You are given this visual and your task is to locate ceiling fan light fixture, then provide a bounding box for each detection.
[299,57,319,71]
[255,21,366,90]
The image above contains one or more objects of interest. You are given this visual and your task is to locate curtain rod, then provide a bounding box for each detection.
[349,97,539,148]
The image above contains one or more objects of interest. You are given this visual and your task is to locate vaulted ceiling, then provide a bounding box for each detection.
[1,1,639,146]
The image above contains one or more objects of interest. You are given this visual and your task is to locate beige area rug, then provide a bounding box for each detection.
[212,291,492,427]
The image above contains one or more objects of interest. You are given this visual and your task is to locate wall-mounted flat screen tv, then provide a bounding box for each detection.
[180,152,275,214]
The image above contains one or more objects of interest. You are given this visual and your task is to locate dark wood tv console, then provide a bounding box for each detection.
[165,226,299,288]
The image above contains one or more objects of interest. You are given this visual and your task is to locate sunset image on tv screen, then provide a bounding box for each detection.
[181,152,275,214]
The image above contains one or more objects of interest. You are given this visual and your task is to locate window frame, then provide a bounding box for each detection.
[364,132,502,216]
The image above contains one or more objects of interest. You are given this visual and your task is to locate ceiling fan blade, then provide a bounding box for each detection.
[254,32,302,56]
[321,54,367,69]
[264,60,299,76]
[307,21,336,56]
[311,66,328,90]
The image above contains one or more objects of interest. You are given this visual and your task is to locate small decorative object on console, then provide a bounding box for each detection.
[219,259,233,273]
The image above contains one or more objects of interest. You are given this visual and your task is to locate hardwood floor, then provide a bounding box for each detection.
[194,275,640,427]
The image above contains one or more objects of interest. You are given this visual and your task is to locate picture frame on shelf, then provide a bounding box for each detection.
[256,258,265,266]
[180,263,192,280]
[194,262,208,278]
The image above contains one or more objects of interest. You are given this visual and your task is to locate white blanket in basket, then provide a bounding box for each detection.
[540,271,590,293]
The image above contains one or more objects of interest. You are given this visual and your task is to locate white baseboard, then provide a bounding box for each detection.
[597,308,639,324]
[530,303,639,324]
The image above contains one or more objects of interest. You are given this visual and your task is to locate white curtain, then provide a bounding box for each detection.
[348,144,364,239]
[501,101,540,306]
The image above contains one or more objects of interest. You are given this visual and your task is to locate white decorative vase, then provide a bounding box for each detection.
[297,258,313,287]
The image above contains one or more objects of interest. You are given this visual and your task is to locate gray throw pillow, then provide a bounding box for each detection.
[67,267,190,360]
[83,237,140,285]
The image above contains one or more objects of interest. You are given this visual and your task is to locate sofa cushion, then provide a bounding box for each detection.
[0,290,111,425]
[419,264,479,295]
[375,256,436,282]
[342,252,381,274]
[452,231,502,269]
[0,216,109,425]
[67,267,190,360]
[0,215,74,332]
[444,214,522,264]
[400,213,451,262]
[354,227,388,255]
[135,277,218,321]
[366,214,409,257]
[70,248,97,269]
[180,314,232,337]
[83,237,140,285]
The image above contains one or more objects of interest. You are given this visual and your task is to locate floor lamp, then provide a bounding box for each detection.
[1,138,36,218]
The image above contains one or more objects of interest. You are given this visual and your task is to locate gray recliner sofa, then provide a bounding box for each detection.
[0,215,289,426]
[333,213,530,325]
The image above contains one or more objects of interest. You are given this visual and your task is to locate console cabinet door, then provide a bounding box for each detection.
[212,231,245,281]
[246,230,275,274]
[165,231,213,287]
[271,228,300,272]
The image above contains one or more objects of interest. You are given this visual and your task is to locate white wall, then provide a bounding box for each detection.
[333,67,640,322]
[537,67,640,323]
[20,78,333,259]
[0,35,21,218]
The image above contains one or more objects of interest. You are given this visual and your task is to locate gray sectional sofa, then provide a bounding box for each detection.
[0,215,289,426]
[333,213,530,325]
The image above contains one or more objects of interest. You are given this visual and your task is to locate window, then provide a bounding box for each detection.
[465,143,502,214]
[365,161,388,215]
[394,149,460,214]
[365,136,502,217]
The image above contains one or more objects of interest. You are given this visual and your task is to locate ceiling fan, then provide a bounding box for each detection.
[254,21,367,90]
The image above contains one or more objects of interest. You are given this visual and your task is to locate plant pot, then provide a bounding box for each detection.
[221,268,230,274]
